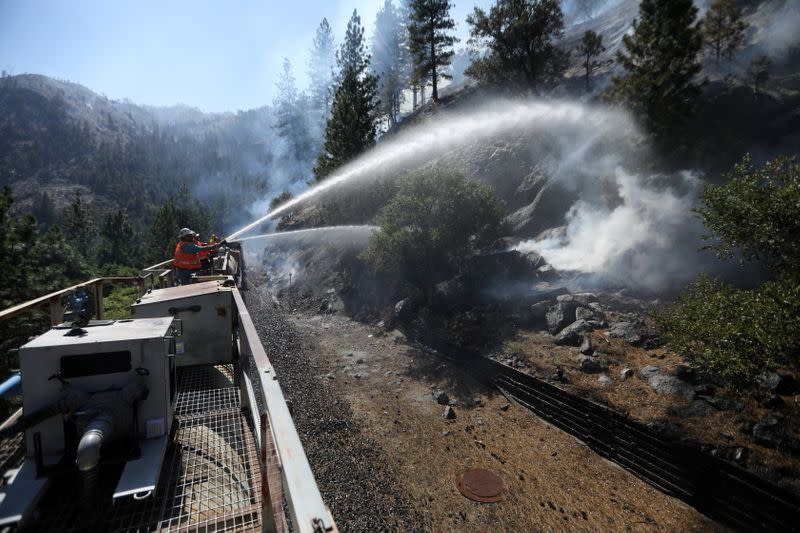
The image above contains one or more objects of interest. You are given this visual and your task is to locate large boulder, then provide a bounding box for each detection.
[576,306,605,322]
[554,320,593,346]
[752,413,800,453]
[546,301,578,334]
[639,365,694,399]
[606,321,647,346]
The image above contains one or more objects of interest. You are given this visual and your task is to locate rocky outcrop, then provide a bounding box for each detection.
[554,320,592,346]
[546,301,578,334]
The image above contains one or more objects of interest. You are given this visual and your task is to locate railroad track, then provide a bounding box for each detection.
[405,327,800,532]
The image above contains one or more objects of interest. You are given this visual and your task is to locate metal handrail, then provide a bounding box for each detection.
[232,289,336,533]
[0,276,148,325]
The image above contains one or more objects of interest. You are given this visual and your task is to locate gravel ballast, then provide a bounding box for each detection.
[248,292,427,531]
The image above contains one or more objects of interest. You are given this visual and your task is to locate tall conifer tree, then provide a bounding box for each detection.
[408,0,457,102]
[610,0,702,144]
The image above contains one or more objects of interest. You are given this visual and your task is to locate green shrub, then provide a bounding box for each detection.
[655,275,800,389]
[362,166,503,301]
[658,155,800,389]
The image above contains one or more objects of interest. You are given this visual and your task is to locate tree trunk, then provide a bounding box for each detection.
[585,56,590,92]
[431,25,438,101]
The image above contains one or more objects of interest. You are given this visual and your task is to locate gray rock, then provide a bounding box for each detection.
[620,367,634,381]
[537,264,557,280]
[325,373,335,380]
[556,294,574,303]
[598,374,613,386]
[575,306,591,320]
[606,321,644,345]
[639,365,661,380]
[573,292,599,305]
[394,298,414,320]
[554,319,592,345]
[579,335,594,355]
[433,390,449,405]
[546,301,578,334]
[756,372,796,396]
[500,403,510,411]
[588,302,604,313]
[443,406,457,420]
[734,447,748,466]
[647,374,695,400]
[448,399,459,406]
[579,355,606,374]
[668,399,716,417]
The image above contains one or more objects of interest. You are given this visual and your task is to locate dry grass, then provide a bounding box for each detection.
[291,313,720,532]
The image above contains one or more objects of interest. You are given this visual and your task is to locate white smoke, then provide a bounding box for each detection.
[516,170,704,291]
[229,97,712,292]
[751,0,800,62]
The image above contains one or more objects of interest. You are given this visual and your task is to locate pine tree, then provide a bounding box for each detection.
[465,0,567,92]
[97,210,136,266]
[702,0,747,65]
[610,0,702,144]
[308,18,336,129]
[408,0,457,102]
[337,10,371,80]
[273,58,313,170]
[578,30,605,92]
[313,68,378,180]
[65,189,96,258]
[398,0,420,108]
[372,0,405,126]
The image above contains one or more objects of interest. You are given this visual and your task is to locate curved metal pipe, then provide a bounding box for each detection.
[76,414,113,472]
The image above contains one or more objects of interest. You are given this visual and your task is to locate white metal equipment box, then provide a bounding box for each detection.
[18,317,177,464]
[130,281,233,366]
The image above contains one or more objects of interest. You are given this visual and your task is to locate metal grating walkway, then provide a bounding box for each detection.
[21,365,263,532]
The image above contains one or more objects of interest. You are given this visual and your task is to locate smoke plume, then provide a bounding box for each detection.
[232,97,718,293]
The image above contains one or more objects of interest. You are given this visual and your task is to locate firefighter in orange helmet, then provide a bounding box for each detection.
[173,228,224,285]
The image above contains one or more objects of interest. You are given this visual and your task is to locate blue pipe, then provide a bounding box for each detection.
[0,373,21,398]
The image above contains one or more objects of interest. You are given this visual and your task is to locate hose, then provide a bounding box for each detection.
[0,388,89,441]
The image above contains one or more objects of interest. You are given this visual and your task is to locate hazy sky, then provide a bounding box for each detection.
[0,0,495,112]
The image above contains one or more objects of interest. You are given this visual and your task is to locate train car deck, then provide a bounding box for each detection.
[3,365,263,532]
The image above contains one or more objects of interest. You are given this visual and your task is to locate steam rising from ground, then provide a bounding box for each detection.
[516,171,704,291]
[231,97,711,292]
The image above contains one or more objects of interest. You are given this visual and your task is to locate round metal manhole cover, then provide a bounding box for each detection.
[456,469,504,503]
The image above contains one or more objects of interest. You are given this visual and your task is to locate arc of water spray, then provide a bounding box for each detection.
[225,99,634,241]
[235,225,380,242]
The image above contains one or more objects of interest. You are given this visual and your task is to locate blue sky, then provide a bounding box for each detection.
[0,0,495,112]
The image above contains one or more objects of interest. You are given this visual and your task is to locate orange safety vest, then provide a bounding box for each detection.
[197,242,211,261]
[173,241,202,270]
